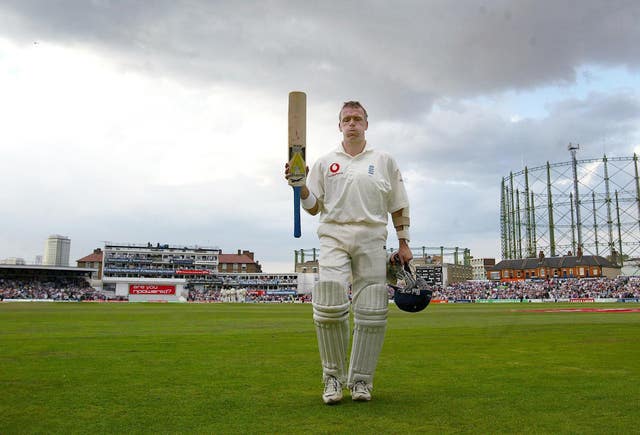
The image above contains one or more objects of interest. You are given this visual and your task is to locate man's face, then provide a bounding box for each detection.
[339,106,368,141]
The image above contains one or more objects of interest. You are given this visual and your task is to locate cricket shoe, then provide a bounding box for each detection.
[350,381,372,402]
[322,376,343,404]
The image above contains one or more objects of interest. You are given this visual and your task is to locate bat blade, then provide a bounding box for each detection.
[288,91,306,238]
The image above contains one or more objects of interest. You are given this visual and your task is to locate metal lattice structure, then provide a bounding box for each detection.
[501,147,640,265]
[295,246,471,267]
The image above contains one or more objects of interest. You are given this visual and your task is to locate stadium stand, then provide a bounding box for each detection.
[430,277,640,302]
[2,276,639,303]
[0,277,119,301]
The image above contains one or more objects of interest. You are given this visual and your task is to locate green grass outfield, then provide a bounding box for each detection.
[1,302,639,434]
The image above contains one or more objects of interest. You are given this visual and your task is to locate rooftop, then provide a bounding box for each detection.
[219,254,256,264]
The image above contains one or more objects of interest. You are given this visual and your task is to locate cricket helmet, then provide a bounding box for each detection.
[389,260,433,313]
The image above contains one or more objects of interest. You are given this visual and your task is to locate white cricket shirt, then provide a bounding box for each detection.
[307,143,409,225]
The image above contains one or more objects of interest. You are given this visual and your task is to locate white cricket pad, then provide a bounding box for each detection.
[347,283,388,389]
[312,281,350,383]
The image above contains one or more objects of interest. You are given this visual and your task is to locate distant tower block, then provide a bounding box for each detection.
[44,234,71,266]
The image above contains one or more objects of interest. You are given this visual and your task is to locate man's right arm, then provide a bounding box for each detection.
[285,163,320,216]
[300,186,320,215]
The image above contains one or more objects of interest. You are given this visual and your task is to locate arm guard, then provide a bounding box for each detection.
[392,207,410,241]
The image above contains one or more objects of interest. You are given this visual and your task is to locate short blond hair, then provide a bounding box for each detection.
[340,101,368,121]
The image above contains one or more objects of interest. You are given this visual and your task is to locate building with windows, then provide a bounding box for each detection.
[0,257,26,265]
[77,248,104,279]
[99,242,311,300]
[471,258,496,280]
[101,242,221,300]
[217,272,300,293]
[443,263,473,285]
[488,255,620,282]
[295,261,319,274]
[218,250,262,273]
[44,234,70,266]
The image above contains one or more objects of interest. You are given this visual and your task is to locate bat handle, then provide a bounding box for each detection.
[293,186,301,238]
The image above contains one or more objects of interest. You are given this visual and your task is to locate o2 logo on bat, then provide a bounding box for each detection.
[329,162,341,177]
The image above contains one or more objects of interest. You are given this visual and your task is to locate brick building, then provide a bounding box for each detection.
[77,248,104,279]
[218,249,262,273]
[489,255,620,282]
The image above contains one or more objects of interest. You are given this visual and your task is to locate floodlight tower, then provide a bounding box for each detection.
[568,142,582,253]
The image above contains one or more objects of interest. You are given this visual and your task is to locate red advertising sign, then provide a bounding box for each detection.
[570,298,595,303]
[176,269,211,275]
[129,284,176,295]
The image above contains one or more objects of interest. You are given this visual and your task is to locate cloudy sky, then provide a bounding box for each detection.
[1,0,639,272]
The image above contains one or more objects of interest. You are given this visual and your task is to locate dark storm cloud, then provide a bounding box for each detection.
[383,90,640,251]
[403,91,640,183]
[2,0,640,262]
[2,0,640,118]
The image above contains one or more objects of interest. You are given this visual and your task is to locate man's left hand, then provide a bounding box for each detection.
[396,240,413,265]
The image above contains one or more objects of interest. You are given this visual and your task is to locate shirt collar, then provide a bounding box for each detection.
[335,142,371,157]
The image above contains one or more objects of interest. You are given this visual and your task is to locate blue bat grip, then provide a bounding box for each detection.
[293,186,301,238]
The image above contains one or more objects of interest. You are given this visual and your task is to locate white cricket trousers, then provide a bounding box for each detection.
[314,222,389,389]
[317,222,388,291]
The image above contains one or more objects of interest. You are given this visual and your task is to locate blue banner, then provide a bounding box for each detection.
[617,298,640,303]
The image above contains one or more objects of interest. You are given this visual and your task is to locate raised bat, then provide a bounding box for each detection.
[288,91,307,238]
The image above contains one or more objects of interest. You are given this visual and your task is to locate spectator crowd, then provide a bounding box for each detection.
[187,277,640,303]
[188,287,311,303]
[3,277,640,303]
[431,277,640,301]
[0,277,107,301]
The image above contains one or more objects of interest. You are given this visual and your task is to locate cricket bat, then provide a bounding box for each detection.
[288,91,307,238]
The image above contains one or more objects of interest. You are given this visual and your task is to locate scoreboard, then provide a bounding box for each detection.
[416,266,442,286]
